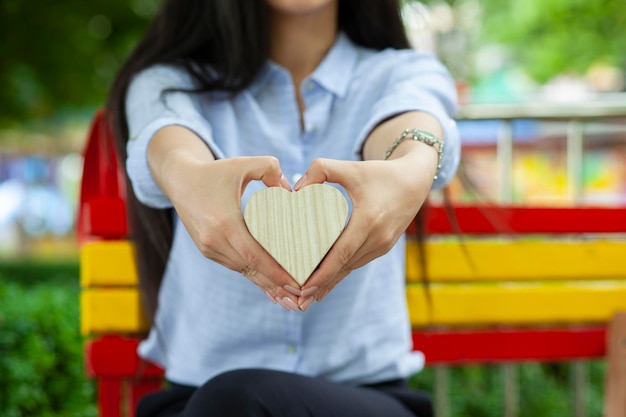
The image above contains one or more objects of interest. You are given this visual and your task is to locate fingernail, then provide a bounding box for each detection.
[265,291,277,303]
[275,296,292,311]
[299,297,315,311]
[275,296,298,311]
[300,286,319,298]
[283,285,301,296]
[294,174,307,190]
[280,175,292,191]
[282,297,299,311]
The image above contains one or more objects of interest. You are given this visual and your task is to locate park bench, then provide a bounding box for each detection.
[78,110,626,417]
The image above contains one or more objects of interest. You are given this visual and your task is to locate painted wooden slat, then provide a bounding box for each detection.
[81,282,626,333]
[603,312,626,417]
[413,326,606,365]
[128,380,164,417]
[406,240,626,282]
[77,109,127,244]
[80,241,137,287]
[98,379,123,417]
[81,197,128,239]
[86,326,606,373]
[415,206,626,235]
[80,239,626,287]
[81,289,148,335]
[86,336,162,378]
[407,281,626,326]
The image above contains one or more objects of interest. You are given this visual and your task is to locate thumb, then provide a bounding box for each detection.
[294,158,355,190]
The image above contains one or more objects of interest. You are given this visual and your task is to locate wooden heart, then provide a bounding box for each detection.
[244,184,349,286]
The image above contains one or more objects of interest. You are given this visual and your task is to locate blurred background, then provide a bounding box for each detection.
[0,0,624,416]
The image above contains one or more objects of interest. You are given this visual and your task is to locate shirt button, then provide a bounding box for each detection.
[287,344,297,354]
[311,124,319,133]
[292,173,303,184]
[305,81,314,91]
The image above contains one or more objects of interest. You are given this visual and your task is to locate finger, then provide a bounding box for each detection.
[300,219,368,297]
[196,211,302,304]
[335,223,404,272]
[304,264,351,303]
[294,158,357,191]
[233,249,302,311]
[226,220,302,301]
[239,156,292,191]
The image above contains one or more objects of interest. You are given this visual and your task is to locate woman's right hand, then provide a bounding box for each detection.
[147,126,301,311]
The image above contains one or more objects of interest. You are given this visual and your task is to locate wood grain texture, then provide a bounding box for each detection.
[243,184,349,286]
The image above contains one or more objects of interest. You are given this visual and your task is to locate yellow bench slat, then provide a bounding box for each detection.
[81,240,626,286]
[407,240,626,282]
[80,288,148,335]
[81,281,626,334]
[80,241,137,287]
[407,280,626,326]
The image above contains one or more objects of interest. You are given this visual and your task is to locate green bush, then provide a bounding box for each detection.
[0,277,96,417]
[0,260,79,286]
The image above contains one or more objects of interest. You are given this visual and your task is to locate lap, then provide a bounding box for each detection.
[137,369,432,417]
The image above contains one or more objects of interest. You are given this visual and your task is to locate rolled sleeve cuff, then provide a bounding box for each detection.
[355,95,461,190]
[127,117,223,208]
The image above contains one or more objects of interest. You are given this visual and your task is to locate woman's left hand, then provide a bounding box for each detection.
[294,143,437,310]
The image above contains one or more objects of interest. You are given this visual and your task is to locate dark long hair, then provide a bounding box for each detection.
[106,0,412,320]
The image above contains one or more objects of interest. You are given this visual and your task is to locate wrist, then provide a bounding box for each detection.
[383,128,444,181]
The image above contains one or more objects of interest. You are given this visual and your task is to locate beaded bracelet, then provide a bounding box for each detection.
[383,128,444,181]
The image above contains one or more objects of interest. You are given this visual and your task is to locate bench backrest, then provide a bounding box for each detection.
[78,110,626,417]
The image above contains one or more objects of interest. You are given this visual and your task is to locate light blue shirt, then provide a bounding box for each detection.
[126,33,460,387]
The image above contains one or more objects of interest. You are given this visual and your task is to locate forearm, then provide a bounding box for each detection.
[147,125,216,200]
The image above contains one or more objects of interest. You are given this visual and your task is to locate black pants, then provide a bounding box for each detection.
[137,369,433,417]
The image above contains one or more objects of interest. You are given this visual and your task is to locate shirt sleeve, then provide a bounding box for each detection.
[356,50,461,190]
[125,65,223,208]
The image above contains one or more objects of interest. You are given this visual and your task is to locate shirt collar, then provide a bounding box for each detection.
[307,32,358,98]
[248,32,358,98]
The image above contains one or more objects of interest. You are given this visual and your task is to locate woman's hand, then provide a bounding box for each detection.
[147,126,302,311]
[294,112,443,310]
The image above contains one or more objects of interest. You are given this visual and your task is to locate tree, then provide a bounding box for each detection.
[444,0,626,84]
[0,0,156,127]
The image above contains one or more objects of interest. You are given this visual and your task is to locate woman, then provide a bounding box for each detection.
[107,0,460,415]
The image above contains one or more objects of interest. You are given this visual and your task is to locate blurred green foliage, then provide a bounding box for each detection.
[476,0,626,83]
[0,259,79,285]
[0,264,96,417]
[411,361,606,416]
[0,0,157,127]
[2,0,624,128]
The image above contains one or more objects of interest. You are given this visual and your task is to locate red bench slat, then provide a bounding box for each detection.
[78,110,128,242]
[86,328,607,377]
[86,336,164,378]
[414,326,607,365]
[415,205,626,235]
